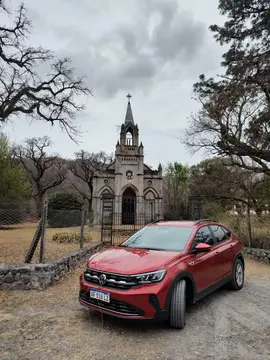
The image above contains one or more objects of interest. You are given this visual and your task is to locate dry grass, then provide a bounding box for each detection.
[217,214,270,250]
[218,214,270,237]
[245,258,270,279]
[0,222,101,264]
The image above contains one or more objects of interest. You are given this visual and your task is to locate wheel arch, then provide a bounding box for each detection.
[165,271,196,311]
[235,251,245,270]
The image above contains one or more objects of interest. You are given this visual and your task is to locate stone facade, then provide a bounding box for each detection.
[0,242,102,290]
[92,94,163,225]
[243,247,270,265]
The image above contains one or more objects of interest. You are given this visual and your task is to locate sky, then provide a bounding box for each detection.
[3,0,225,168]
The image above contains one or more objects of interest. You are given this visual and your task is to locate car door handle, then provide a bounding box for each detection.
[216,251,220,255]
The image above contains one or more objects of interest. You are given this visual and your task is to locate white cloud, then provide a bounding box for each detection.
[4,0,224,167]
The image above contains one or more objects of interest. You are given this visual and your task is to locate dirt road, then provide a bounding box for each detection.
[1,259,270,360]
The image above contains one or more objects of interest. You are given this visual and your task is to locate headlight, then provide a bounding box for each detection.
[133,269,167,284]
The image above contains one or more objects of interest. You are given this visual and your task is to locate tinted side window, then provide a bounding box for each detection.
[194,226,213,246]
[210,226,227,243]
[221,226,231,240]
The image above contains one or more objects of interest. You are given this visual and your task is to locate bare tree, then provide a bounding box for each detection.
[0,1,91,140]
[14,136,67,213]
[69,150,113,211]
[185,81,270,175]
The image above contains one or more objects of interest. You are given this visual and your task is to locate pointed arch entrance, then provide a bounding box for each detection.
[122,187,136,224]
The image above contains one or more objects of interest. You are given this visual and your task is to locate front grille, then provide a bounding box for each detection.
[79,291,144,316]
[84,268,140,290]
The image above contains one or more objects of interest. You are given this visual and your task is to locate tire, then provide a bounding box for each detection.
[227,258,244,290]
[169,279,186,329]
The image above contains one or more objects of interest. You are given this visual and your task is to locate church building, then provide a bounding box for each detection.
[92,94,163,225]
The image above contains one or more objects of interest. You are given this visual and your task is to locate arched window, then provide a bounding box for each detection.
[126,131,133,145]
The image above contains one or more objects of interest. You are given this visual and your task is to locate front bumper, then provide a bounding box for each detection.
[79,274,169,320]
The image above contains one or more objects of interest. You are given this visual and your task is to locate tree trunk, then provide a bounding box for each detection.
[89,196,93,213]
[35,192,44,218]
[247,199,252,248]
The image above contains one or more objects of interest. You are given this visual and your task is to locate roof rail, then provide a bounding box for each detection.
[194,219,215,225]
[151,219,164,223]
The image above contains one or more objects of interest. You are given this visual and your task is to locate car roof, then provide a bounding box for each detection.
[147,219,217,227]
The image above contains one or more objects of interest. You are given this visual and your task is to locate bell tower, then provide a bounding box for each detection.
[115,94,144,159]
[114,94,144,202]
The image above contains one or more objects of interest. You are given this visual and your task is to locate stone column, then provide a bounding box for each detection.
[91,197,101,225]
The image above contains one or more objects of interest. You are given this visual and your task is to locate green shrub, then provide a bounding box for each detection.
[48,192,82,210]
[48,209,82,228]
[52,232,92,244]
[48,192,83,228]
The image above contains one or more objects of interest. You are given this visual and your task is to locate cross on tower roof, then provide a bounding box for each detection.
[124,93,134,125]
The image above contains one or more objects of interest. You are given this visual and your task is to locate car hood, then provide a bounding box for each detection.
[87,246,181,274]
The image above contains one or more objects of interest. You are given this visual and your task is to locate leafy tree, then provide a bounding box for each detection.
[48,192,82,211]
[210,0,270,76]
[163,162,189,219]
[185,0,270,174]
[249,174,270,215]
[0,133,30,225]
[0,133,29,201]
[0,1,91,139]
[189,158,234,209]
[14,136,67,213]
[189,157,269,214]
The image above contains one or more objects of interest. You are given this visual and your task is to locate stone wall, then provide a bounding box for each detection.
[0,242,102,290]
[243,247,270,265]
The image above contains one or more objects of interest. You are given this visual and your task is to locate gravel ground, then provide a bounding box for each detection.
[1,259,270,360]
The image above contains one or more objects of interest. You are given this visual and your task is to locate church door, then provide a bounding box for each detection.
[122,188,136,225]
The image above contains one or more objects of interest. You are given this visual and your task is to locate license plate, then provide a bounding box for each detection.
[90,288,110,303]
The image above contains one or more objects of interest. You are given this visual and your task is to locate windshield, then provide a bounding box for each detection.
[120,225,193,251]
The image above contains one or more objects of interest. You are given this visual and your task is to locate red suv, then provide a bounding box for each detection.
[79,219,245,329]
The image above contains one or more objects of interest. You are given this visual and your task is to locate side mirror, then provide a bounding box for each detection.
[193,243,211,253]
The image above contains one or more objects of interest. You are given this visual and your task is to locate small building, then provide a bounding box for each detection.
[92,94,163,225]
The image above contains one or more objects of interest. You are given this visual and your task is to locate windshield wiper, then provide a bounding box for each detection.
[139,247,167,251]
[119,245,167,251]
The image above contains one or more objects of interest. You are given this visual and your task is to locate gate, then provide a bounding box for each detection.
[188,196,204,220]
[101,194,114,244]
[101,196,205,245]
[101,198,150,246]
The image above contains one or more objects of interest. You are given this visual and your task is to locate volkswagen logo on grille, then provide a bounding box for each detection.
[99,274,107,286]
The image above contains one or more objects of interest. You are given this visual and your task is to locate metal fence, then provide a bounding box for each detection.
[101,212,148,246]
[0,201,98,264]
[4,195,269,264]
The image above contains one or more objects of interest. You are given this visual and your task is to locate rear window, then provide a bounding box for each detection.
[120,225,193,252]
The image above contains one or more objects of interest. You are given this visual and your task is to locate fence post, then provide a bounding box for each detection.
[39,198,48,263]
[80,205,86,249]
